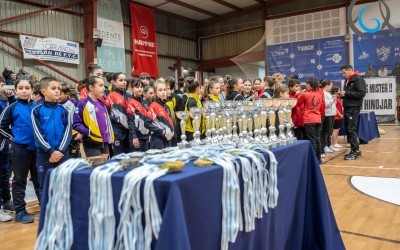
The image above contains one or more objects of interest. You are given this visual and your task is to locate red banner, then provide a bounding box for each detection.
[130,3,159,77]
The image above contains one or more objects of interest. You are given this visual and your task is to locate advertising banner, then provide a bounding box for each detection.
[20,35,79,64]
[130,3,159,77]
[97,0,125,72]
[267,36,347,82]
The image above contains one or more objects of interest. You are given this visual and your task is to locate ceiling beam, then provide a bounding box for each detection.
[0,0,84,25]
[253,0,266,3]
[121,0,197,24]
[166,0,219,18]
[211,0,242,11]
[8,0,82,15]
[267,0,296,8]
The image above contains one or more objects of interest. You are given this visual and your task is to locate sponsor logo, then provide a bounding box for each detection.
[271,46,289,57]
[376,46,390,62]
[297,45,314,52]
[326,53,342,64]
[358,51,370,60]
[140,26,149,39]
[67,43,77,48]
[348,0,397,37]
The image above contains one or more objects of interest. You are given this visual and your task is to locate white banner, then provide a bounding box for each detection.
[341,77,396,115]
[20,35,79,64]
[363,77,396,115]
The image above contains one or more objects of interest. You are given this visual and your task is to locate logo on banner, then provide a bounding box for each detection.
[140,26,149,39]
[376,46,390,62]
[358,51,370,60]
[348,0,397,37]
[104,22,113,31]
[101,0,111,7]
[271,46,289,57]
[326,53,342,64]
[105,50,115,60]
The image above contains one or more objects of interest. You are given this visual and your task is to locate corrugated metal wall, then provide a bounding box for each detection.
[200,10,265,61]
[201,27,264,60]
[0,0,84,85]
[267,0,346,16]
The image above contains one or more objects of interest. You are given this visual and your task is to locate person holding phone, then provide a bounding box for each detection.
[337,64,366,160]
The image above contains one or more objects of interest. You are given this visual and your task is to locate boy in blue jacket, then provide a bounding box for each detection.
[31,77,72,199]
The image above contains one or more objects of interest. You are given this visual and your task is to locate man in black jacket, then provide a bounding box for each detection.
[337,64,367,160]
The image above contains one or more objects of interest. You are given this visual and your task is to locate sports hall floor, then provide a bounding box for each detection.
[0,126,399,249]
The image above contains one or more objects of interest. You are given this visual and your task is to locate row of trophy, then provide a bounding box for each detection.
[176,98,298,149]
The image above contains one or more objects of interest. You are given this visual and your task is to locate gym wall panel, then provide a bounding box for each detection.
[0,0,84,85]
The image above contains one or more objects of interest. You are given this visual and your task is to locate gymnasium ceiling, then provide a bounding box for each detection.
[133,0,292,21]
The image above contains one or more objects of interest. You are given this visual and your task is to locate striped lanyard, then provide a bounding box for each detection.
[35,159,90,250]
[88,162,122,250]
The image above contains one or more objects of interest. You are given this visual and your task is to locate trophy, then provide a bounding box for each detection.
[286,98,298,143]
[176,111,190,149]
[269,98,280,148]
[189,107,202,145]
[261,99,272,145]
[203,102,213,144]
[278,99,289,146]
[246,103,254,142]
[252,100,263,143]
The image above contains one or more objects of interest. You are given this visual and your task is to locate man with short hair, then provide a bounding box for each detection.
[337,64,366,160]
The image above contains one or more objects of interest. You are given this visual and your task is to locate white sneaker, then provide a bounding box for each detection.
[324,146,333,153]
[329,145,340,152]
[333,143,343,148]
[321,153,326,158]
[346,143,351,148]
[0,208,12,222]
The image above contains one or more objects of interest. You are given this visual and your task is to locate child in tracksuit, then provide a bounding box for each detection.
[145,79,174,149]
[0,79,40,223]
[127,78,152,152]
[288,78,304,140]
[73,76,114,158]
[31,77,72,201]
[105,73,130,155]
[296,77,323,164]
[0,77,16,221]
[59,84,80,158]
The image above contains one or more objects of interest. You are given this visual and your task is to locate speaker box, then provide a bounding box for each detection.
[96,38,103,47]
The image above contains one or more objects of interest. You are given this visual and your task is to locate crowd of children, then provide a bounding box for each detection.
[0,64,347,223]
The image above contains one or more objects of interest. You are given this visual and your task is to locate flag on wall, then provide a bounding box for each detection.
[130,3,159,77]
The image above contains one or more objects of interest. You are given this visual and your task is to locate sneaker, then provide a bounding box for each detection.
[321,153,326,158]
[0,209,12,222]
[329,145,340,152]
[344,151,361,160]
[346,143,351,148]
[14,210,34,224]
[324,146,333,153]
[3,200,14,211]
[333,143,343,148]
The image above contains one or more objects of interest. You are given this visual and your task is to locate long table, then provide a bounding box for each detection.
[38,141,344,250]
[340,111,380,144]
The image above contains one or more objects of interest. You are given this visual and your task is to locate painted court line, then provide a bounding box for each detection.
[323,164,400,170]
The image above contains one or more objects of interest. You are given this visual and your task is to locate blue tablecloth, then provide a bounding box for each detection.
[38,141,344,250]
[339,111,380,144]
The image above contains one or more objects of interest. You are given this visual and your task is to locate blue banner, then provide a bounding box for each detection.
[267,36,347,82]
[353,29,400,74]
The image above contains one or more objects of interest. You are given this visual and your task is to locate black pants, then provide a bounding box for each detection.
[344,107,360,152]
[10,143,40,213]
[319,116,325,153]
[36,149,70,201]
[303,123,322,161]
[112,131,130,156]
[293,126,303,140]
[150,135,170,150]
[0,141,11,207]
[322,116,334,148]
